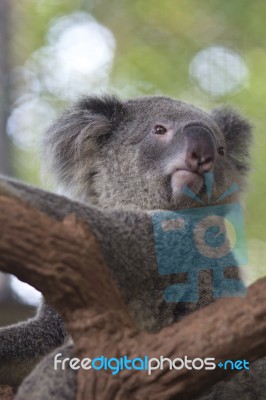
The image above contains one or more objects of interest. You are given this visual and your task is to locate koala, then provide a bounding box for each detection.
[0,95,258,399]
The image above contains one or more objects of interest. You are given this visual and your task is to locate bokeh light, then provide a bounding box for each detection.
[7,11,116,150]
[189,46,249,96]
[10,276,42,307]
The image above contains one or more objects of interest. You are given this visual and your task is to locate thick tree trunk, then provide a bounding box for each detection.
[0,194,266,400]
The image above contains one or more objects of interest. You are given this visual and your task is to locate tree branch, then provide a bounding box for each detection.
[0,385,14,400]
[0,194,266,400]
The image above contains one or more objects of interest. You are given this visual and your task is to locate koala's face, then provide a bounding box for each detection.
[44,96,252,211]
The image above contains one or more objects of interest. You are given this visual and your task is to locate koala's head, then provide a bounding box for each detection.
[43,95,252,211]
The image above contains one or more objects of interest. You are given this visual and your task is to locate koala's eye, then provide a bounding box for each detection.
[217,146,225,156]
[153,125,167,135]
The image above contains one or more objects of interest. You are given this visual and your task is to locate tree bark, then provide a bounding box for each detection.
[0,385,14,400]
[0,194,266,400]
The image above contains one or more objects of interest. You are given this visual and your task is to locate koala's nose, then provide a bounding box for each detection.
[184,125,215,173]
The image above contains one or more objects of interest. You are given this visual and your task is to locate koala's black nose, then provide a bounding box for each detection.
[184,125,215,173]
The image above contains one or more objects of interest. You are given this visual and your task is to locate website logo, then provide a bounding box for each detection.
[54,354,250,375]
[152,173,247,302]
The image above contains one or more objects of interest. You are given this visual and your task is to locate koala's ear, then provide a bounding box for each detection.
[210,106,253,173]
[42,95,125,194]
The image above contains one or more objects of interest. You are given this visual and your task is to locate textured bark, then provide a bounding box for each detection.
[0,194,266,400]
[0,385,14,400]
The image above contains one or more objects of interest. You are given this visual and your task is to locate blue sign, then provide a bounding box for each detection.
[151,173,247,302]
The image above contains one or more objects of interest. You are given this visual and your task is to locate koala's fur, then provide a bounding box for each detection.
[43,96,251,210]
[0,95,262,400]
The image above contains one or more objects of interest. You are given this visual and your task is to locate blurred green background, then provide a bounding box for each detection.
[0,0,265,314]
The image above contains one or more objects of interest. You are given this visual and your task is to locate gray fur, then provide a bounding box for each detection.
[0,303,66,387]
[0,95,258,399]
[43,96,251,209]
[198,357,266,400]
[15,343,77,400]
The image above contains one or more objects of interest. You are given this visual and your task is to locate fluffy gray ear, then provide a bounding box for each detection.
[211,106,253,173]
[42,95,124,195]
